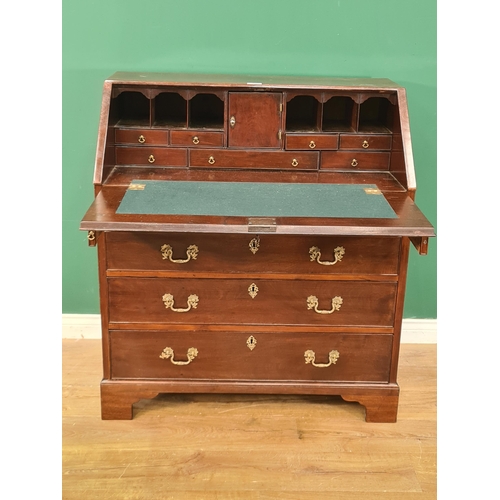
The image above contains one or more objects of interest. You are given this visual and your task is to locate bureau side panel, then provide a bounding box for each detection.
[390,236,409,382]
[97,231,111,378]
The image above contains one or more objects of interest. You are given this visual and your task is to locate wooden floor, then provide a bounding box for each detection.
[62,340,436,499]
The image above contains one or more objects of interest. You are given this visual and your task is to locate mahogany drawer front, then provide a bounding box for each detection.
[115,146,188,166]
[170,130,224,147]
[115,129,168,145]
[110,330,393,382]
[107,278,397,327]
[339,134,392,151]
[189,149,319,170]
[321,151,390,170]
[106,232,400,275]
[285,134,339,151]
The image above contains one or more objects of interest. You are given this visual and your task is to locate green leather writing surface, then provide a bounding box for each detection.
[116,180,397,219]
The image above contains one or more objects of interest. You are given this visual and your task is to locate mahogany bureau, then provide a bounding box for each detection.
[80,72,435,422]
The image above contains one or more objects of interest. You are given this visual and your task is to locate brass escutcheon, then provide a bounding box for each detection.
[160,244,199,263]
[246,335,257,351]
[362,140,369,148]
[309,141,316,149]
[138,135,146,144]
[159,347,198,365]
[248,283,259,299]
[208,156,215,165]
[230,116,236,128]
[148,155,155,163]
[291,158,299,167]
[307,295,343,314]
[304,349,340,368]
[309,246,345,266]
[192,136,200,145]
[351,158,358,167]
[162,293,199,313]
[249,236,260,254]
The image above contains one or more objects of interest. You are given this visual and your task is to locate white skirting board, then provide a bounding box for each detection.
[61,314,437,343]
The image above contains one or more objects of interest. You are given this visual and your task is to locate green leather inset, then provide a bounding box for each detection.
[116,180,397,219]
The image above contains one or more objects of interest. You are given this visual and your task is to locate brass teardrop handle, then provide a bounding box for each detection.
[208,156,215,165]
[309,246,345,266]
[309,141,316,149]
[148,155,155,163]
[160,244,199,263]
[304,349,340,368]
[351,159,358,167]
[162,293,199,313]
[138,135,146,144]
[307,295,343,314]
[362,140,369,149]
[291,158,299,167]
[230,116,236,128]
[192,136,200,145]
[160,347,198,365]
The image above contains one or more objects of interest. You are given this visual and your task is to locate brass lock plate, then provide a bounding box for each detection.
[248,217,276,233]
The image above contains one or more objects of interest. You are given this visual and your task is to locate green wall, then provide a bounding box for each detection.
[62,0,437,318]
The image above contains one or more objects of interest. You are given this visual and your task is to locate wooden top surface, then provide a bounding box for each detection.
[106,72,402,91]
[81,170,434,237]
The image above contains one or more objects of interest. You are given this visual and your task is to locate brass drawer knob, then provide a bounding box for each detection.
[351,158,358,167]
[208,156,215,165]
[304,349,340,368]
[309,141,316,149]
[160,347,198,365]
[307,295,343,314]
[138,135,146,143]
[309,245,345,266]
[160,244,198,263]
[192,136,200,145]
[162,293,199,313]
[148,154,155,163]
[291,158,299,167]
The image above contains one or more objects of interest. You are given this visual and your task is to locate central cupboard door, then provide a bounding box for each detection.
[228,93,282,148]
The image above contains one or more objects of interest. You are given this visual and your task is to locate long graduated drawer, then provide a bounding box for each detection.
[109,330,394,382]
[105,233,401,276]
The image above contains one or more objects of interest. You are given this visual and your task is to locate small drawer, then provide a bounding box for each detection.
[285,134,339,150]
[321,151,390,170]
[189,150,318,170]
[107,278,397,327]
[115,129,168,145]
[170,130,224,147]
[110,330,393,383]
[106,233,400,275]
[115,147,188,166]
[339,134,392,150]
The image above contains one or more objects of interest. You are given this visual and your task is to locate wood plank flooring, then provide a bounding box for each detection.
[62,340,436,499]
